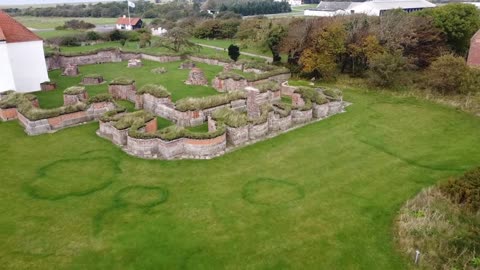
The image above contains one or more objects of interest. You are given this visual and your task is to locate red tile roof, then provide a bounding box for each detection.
[0,10,42,43]
[467,29,480,68]
[116,17,142,26]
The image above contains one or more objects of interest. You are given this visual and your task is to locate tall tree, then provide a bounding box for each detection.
[228,44,240,61]
[418,3,480,55]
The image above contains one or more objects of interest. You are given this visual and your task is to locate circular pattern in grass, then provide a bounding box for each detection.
[242,178,305,206]
[27,157,119,200]
[114,186,169,208]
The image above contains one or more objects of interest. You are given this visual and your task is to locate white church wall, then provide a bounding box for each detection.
[0,42,16,92]
[7,40,49,93]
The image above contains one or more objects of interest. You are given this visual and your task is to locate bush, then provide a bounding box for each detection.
[322,88,342,101]
[425,54,477,95]
[87,93,113,104]
[63,19,95,30]
[440,167,480,212]
[367,52,407,87]
[212,107,248,127]
[108,30,127,41]
[113,110,154,130]
[0,92,28,109]
[110,77,134,85]
[137,84,171,98]
[63,86,86,95]
[295,87,330,105]
[18,101,87,121]
[175,91,246,112]
[86,31,101,41]
[272,102,291,117]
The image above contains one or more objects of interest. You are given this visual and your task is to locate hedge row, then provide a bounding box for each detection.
[137,84,171,99]
[175,90,246,112]
[0,93,36,109]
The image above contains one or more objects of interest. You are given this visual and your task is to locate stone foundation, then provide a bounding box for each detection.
[40,81,56,91]
[128,59,143,68]
[291,109,313,124]
[82,76,104,85]
[227,126,249,146]
[0,108,18,121]
[64,92,88,106]
[62,64,79,76]
[18,102,115,135]
[313,103,329,119]
[185,67,208,85]
[108,83,136,103]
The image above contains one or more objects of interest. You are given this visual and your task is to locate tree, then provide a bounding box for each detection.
[265,24,286,63]
[155,27,197,52]
[418,3,480,55]
[228,44,240,61]
[299,21,346,80]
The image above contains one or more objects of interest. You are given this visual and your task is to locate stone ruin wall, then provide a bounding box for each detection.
[108,84,137,103]
[17,102,116,135]
[212,73,291,93]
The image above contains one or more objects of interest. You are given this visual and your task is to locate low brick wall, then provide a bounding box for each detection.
[212,77,249,92]
[313,103,329,119]
[226,126,249,146]
[268,112,292,132]
[109,83,136,103]
[187,56,243,70]
[248,121,269,140]
[124,134,227,159]
[40,82,56,91]
[0,108,17,121]
[99,121,129,145]
[18,102,115,135]
[82,76,104,85]
[291,109,313,124]
[328,101,343,115]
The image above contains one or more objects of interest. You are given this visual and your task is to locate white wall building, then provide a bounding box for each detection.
[115,16,143,31]
[0,11,49,93]
[274,0,303,7]
[305,0,436,16]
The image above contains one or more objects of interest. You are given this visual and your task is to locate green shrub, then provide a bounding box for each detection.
[110,77,135,85]
[295,87,329,105]
[256,81,280,92]
[175,91,246,112]
[440,167,480,212]
[113,110,155,130]
[87,93,113,104]
[212,107,248,127]
[18,101,87,121]
[63,86,86,95]
[137,84,171,98]
[323,88,342,101]
[272,102,291,117]
[0,93,26,109]
[367,51,407,87]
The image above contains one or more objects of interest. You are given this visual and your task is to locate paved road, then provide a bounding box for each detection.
[195,43,273,62]
[31,24,115,33]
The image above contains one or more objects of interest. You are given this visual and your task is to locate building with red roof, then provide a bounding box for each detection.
[0,11,49,92]
[115,16,143,31]
[467,29,480,68]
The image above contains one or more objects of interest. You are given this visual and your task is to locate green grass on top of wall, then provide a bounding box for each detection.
[33,60,223,109]
[0,87,479,269]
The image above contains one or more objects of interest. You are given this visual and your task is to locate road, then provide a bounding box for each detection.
[30,24,115,33]
[195,43,273,62]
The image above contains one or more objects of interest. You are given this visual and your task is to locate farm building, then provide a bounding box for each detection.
[467,29,480,67]
[304,0,436,16]
[0,11,49,93]
[115,16,143,31]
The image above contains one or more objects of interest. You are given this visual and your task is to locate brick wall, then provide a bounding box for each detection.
[0,108,17,121]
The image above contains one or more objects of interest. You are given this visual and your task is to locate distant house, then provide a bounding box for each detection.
[304,0,436,16]
[0,11,49,93]
[274,0,303,7]
[467,29,480,67]
[115,16,143,31]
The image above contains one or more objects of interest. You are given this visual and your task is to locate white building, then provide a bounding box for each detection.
[115,16,143,31]
[274,0,303,7]
[0,11,49,93]
[305,0,436,16]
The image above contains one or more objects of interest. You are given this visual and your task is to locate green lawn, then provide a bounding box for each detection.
[36,29,83,39]
[0,89,479,269]
[33,60,223,108]
[191,37,272,58]
[14,16,130,30]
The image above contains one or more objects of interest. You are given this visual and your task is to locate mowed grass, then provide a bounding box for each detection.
[14,16,122,29]
[0,89,480,269]
[33,60,223,108]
